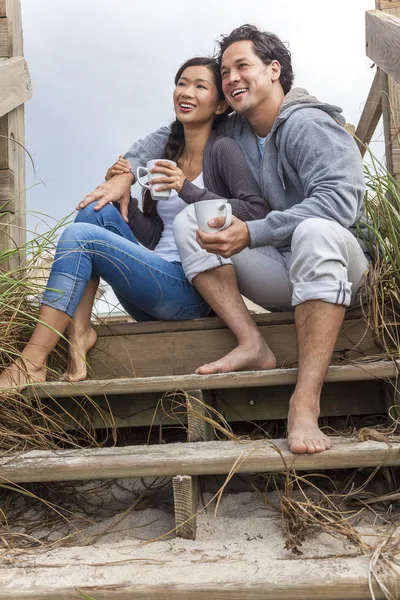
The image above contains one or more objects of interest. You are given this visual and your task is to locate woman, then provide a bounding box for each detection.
[0,56,269,390]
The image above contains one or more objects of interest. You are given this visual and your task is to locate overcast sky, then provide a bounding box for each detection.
[20,0,380,311]
[21,0,379,229]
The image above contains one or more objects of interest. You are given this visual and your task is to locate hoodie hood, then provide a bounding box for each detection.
[272,87,346,132]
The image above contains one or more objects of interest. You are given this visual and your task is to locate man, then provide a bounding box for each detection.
[78,25,370,455]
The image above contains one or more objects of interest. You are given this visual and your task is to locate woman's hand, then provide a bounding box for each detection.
[105,155,132,181]
[149,160,186,194]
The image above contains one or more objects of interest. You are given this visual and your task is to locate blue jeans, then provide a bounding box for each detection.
[42,203,211,321]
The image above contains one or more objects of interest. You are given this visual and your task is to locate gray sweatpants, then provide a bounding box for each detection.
[173,205,370,311]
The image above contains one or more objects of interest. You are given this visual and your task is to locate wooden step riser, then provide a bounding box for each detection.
[44,379,385,431]
[1,438,399,483]
[89,317,378,379]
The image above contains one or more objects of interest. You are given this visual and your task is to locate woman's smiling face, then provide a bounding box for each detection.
[173,65,225,126]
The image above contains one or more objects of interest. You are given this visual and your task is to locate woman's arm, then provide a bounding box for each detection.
[179,137,269,222]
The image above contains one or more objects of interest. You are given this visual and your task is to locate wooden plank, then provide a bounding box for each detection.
[355,68,382,156]
[0,168,13,211]
[43,379,384,431]
[375,4,400,184]
[95,308,365,338]
[214,380,384,422]
[90,317,377,379]
[0,558,390,599]
[0,56,31,118]
[27,360,398,399]
[366,10,400,84]
[186,389,215,442]
[172,475,198,540]
[1,437,400,483]
[0,0,25,270]
[0,17,11,57]
[379,0,400,8]
[0,1,6,17]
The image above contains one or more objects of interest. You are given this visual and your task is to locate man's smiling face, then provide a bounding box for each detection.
[221,40,278,116]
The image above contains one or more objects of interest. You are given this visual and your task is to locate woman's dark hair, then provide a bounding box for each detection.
[143,56,229,218]
[217,24,294,95]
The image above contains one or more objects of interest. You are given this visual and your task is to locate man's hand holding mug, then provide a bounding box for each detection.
[196,214,251,258]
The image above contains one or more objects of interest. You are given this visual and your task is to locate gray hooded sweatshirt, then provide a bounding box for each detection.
[124,88,368,252]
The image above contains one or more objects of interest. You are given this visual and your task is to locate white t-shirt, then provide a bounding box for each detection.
[154,172,204,262]
[256,134,268,158]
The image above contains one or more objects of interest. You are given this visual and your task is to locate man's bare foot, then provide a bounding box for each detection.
[287,398,332,454]
[195,334,276,374]
[0,357,47,392]
[64,327,97,382]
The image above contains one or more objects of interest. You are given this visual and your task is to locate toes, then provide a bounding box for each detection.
[288,438,308,454]
[304,438,317,454]
[313,439,325,453]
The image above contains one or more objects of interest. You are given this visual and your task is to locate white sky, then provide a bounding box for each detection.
[20,0,381,312]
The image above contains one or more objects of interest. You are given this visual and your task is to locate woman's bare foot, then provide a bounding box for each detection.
[64,327,97,382]
[195,334,276,374]
[287,398,332,454]
[0,357,47,392]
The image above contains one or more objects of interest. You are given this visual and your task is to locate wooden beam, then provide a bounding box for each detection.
[379,0,400,8]
[186,390,215,442]
[0,56,32,118]
[0,168,13,211]
[26,359,398,399]
[373,4,400,185]
[0,0,26,270]
[1,437,400,483]
[0,17,11,57]
[172,475,198,540]
[94,307,365,337]
[355,68,383,156]
[366,10,400,84]
[0,558,390,600]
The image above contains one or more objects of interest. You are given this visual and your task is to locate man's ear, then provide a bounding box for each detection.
[216,100,229,115]
[271,59,281,82]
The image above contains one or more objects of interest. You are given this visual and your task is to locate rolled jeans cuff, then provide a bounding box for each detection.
[292,280,352,307]
[182,249,232,284]
[42,272,88,317]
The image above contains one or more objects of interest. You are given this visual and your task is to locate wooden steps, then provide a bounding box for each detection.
[1,437,399,484]
[30,359,398,398]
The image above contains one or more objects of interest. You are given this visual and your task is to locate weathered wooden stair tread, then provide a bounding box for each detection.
[1,437,399,483]
[0,556,394,599]
[30,359,398,398]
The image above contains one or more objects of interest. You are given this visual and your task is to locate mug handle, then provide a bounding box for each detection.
[136,166,150,189]
[218,203,232,230]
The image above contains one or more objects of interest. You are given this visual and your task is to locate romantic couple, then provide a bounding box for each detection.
[0,25,371,455]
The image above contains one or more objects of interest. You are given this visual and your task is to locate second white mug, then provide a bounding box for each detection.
[136,159,176,200]
[194,199,232,234]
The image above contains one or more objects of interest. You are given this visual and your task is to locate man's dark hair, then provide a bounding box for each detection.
[217,24,294,95]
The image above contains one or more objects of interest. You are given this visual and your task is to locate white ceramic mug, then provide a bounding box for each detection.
[194,199,232,234]
[136,159,177,200]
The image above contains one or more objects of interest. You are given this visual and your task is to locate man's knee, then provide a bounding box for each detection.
[173,204,197,252]
[292,218,340,253]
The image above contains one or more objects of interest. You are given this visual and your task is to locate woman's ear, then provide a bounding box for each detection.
[216,100,229,115]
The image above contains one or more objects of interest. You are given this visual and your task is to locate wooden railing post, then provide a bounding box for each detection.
[373,0,400,185]
[0,0,28,271]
